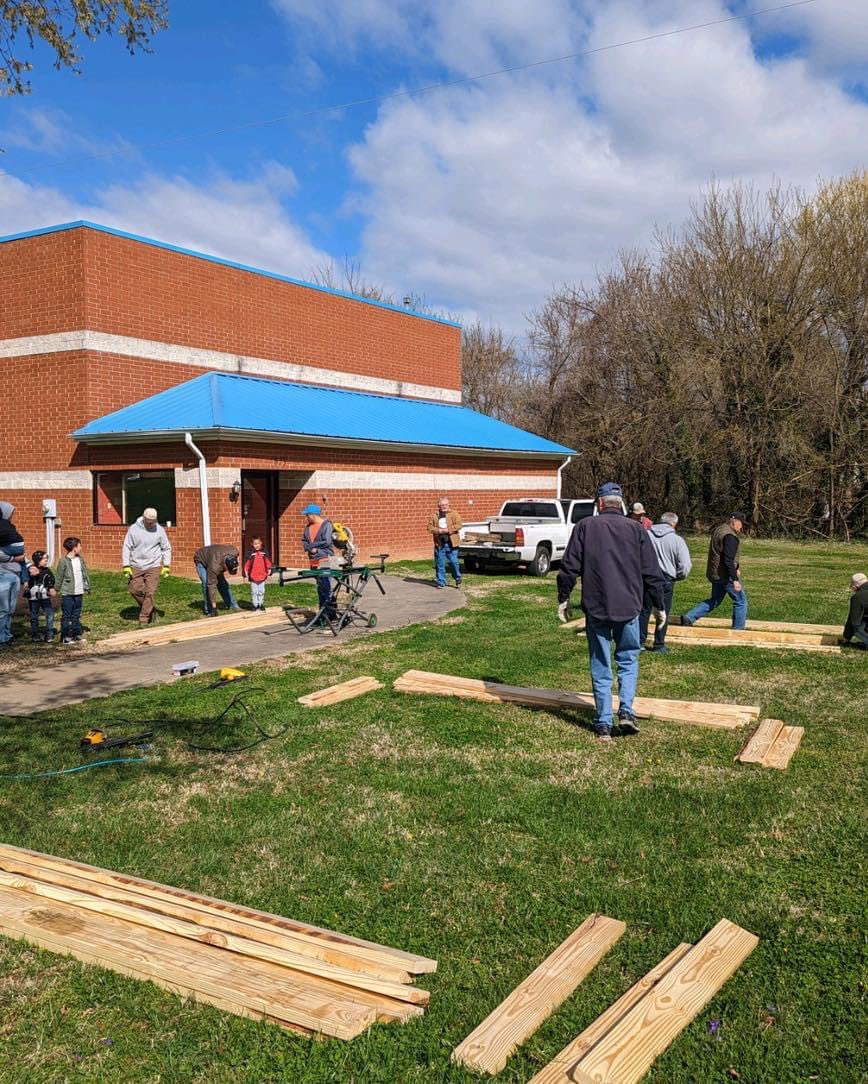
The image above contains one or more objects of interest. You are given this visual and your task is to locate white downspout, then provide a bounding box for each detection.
[185,432,211,546]
[556,456,572,499]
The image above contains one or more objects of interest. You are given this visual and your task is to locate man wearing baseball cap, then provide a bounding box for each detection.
[301,504,337,623]
[680,511,748,629]
[840,572,868,649]
[630,502,652,530]
[122,506,172,625]
[556,482,666,742]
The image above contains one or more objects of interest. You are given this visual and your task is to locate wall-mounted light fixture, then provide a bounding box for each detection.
[229,480,242,502]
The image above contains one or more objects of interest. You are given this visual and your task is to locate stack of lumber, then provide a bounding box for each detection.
[298,676,384,707]
[561,615,842,653]
[530,919,758,1084]
[453,914,625,1075]
[99,606,291,650]
[0,844,435,1040]
[462,531,504,544]
[736,718,804,770]
[394,670,759,730]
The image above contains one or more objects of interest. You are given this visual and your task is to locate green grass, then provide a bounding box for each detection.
[0,538,866,1082]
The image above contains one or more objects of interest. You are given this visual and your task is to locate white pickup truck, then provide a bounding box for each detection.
[459,498,598,577]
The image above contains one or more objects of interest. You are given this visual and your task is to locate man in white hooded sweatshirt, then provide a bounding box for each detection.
[122,507,172,625]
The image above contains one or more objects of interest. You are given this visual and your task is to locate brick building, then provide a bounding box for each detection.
[0,221,573,570]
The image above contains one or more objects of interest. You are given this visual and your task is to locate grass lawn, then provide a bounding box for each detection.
[0,537,866,1082]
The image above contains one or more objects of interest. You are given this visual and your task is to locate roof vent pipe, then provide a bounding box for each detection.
[557,456,572,500]
[184,432,211,546]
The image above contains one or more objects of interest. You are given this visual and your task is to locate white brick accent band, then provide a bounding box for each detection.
[174,467,240,489]
[0,331,463,403]
[0,471,92,490]
[278,470,555,491]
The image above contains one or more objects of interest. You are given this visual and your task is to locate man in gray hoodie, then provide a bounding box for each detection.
[122,507,172,625]
[639,512,692,652]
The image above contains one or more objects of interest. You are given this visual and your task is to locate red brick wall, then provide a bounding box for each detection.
[1,227,461,391]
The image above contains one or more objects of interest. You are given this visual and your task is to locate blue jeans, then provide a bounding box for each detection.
[196,562,238,614]
[0,568,20,644]
[434,542,461,586]
[61,594,83,640]
[684,579,748,629]
[29,599,55,638]
[586,614,641,732]
[316,572,337,620]
[639,579,674,647]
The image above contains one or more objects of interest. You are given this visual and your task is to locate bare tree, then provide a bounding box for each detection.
[311,257,394,303]
[461,323,525,421]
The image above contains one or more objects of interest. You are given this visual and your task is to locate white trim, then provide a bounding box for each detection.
[0,330,463,403]
[278,470,556,492]
[0,471,92,490]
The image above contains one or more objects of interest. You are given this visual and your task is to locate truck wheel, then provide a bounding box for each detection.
[463,557,479,573]
[529,546,551,577]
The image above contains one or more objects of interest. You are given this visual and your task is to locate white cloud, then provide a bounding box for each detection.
[0,164,329,280]
[759,0,868,79]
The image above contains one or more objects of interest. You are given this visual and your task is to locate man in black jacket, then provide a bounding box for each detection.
[557,482,666,742]
[841,572,868,649]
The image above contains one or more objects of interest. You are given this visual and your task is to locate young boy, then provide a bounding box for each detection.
[24,550,57,643]
[243,536,273,612]
[55,537,91,644]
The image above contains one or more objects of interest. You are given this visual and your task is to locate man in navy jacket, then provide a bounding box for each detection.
[557,482,666,741]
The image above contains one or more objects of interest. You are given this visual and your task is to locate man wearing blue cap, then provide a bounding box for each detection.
[556,482,666,742]
[301,504,337,622]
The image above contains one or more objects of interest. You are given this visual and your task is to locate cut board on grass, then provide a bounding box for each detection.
[298,676,384,707]
[395,672,757,730]
[558,919,758,1084]
[0,844,437,977]
[736,719,785,764]
[529,943,694,1084]
[761,726,804,770]
[561,616,842,652]
[562,615,842,637]
[451,913,625,1076]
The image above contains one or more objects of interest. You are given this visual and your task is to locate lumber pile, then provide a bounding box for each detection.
[298,676,384,707]
[462,531,505,544]
[736,719,804,770]
[453,914,625,1075]
[99,606,291,650]
[0,844,435,1040]
[530,919,758,1083]
[560,615,841,652]
[394,671,759,729]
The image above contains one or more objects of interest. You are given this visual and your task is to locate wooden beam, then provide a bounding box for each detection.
[529,943,693,1083]
[0,884,377,1039]
[690,617,841,636]
[736,719,785,764]
[562,616,841,652]
[568,919,758,1083]
[451,914,626,1076]
[762,726,804,770]
[0,844,437,976]
[100,607,289,648]
[298,676,384,707]
[0,870,427,1006]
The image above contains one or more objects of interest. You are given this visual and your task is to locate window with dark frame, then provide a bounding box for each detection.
[93,471,177,526]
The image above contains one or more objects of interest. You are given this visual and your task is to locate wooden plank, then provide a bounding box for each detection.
[451,914,626,1075]
[0,849,412,984]
[762,726,804,770]
[691,617,841,636]
[0,844,437,976]
[664,625,837,647]
[662,633,841,654]
[0,870,427,1006]
[298,676,384,707]
[529,943,693,1084]
[0,885,376,1039]
[736,719,785,764]
[571,919,758,1083]
[100,607,288,647]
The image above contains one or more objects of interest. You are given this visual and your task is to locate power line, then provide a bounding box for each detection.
[12,0,819,176]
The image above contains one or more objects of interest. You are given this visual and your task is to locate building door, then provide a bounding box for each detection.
[241,471,279,563]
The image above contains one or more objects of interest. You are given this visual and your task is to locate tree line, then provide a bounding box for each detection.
[463,174,868,539]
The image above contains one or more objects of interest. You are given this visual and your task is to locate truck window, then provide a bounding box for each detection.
[501,502,561,518]
[571,502,595,523]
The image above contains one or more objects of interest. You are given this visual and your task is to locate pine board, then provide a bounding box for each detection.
[0,884,377,1038]
[762,726,804,770]
[298,676,384,707]
[736,719,785,764]
[0,844,437,976]
[529,943,694,1083]
[664,625,837,647]
[100,607,288,648]
[570,919,758,1083]
[451,914,625,1075]
[692,617,841,636]
[0,869,426,1006]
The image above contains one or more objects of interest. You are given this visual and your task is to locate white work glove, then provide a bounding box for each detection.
[557,601,571,623]
[654,608,667,630]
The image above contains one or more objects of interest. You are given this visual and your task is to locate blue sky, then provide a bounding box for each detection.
[1,0,866,331]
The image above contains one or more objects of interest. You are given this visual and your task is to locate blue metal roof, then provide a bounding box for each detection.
[73,373,574,456]
[0,221,461,328]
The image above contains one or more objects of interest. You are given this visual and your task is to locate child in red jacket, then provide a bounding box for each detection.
[243,537,273,611]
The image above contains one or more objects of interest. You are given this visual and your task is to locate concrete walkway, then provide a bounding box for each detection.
[0,576,463,716]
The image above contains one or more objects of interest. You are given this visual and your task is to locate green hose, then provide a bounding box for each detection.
[0,756,154,780]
